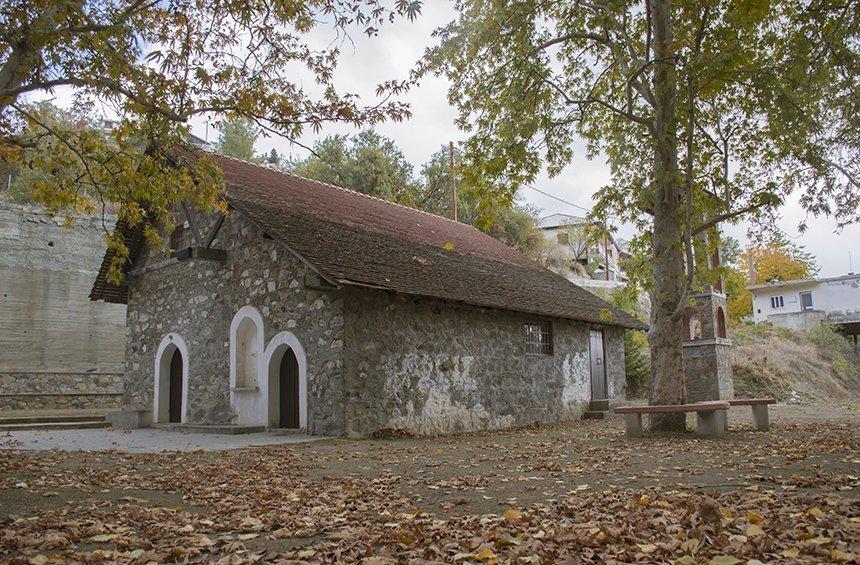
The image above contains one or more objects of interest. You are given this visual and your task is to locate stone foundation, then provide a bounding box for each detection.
[0,371,124,411]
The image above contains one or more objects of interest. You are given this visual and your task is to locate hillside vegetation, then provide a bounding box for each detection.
[731,323,860,402]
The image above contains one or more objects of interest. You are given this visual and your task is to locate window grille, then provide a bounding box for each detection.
[524,321,553,355]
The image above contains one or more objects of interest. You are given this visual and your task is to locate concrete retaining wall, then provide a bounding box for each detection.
[0,201,126,411]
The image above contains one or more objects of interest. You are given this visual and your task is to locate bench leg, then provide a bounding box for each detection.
[716,410,728,434]
[696,411,726,438]
[751,404,770,431]
[623,413,644,438]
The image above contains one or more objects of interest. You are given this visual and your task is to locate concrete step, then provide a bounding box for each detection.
[0,420,110,432]
[154,424,266,435]
[589,399,610,411]
[583,411,606,420]
[0,414,107,425]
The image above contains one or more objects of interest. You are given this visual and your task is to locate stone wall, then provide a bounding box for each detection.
[0,372,123,410]
[683,342,734,402]
[341,288,626,437]
[0,201,126,411]
[124,210,345,435]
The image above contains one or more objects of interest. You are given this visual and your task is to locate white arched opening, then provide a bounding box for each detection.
[229,305,264,390]
[263,331,308,430]
[153,333,190,424]
[229,306,266,426]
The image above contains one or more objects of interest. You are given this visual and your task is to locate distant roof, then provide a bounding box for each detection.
[537,213,588,229]
[748,273,860,291]
[91,152,646,330]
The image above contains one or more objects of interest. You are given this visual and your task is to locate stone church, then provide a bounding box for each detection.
[90,152,646,437]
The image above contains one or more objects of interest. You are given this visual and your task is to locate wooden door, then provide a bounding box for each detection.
[589,329,606,400]
[279,348,300,428]
[168,349,183,423]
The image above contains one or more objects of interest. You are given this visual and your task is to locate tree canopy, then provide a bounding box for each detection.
[216,118,261,163]
[0,0,420,282]
[422,0,858,428]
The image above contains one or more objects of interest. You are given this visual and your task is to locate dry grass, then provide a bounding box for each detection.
[731,323,860,401]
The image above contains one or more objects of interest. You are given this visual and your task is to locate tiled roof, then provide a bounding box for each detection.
[91,152,647,330]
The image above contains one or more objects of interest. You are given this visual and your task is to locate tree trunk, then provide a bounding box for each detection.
[648,0,687,431]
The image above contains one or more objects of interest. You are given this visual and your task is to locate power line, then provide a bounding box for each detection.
[525,184,592,214]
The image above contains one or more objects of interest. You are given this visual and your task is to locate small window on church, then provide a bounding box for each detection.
[524,321,553,355]
[170,224,186,251]
[770,295,784,309]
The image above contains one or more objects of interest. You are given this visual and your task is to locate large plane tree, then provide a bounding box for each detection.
[423,0,858,429]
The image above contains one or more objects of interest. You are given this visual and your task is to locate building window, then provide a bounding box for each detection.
[557,232,570,245]
[169,223,186,251]
[770,295,784,309]
[524,321,553,355]
[800,291,813,311]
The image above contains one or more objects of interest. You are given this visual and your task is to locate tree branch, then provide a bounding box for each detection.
[691,201,768,237]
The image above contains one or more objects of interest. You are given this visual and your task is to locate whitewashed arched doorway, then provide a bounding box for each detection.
[154,333,190,424]
[263,331,308,429]
[229,305,265,426]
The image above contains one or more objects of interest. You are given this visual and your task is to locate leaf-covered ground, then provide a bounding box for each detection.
[1,404,858,563]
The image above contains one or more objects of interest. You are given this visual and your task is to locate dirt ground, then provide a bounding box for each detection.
[1,403,858,563]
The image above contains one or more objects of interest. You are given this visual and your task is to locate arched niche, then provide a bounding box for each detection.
[716,306,728,339]
[230,306,264,389]
[154,333,190,423]
[263,331,308,429]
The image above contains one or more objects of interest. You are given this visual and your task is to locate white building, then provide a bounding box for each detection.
[537,213,628,282]
[748,274,860,333]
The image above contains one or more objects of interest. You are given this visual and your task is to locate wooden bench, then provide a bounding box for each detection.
[725,398,776,431]
[614,401,730,438]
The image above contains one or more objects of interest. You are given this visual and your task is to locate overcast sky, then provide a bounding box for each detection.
[86,1,857,277]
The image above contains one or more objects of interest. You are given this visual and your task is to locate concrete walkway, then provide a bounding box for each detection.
[0,427,324,453]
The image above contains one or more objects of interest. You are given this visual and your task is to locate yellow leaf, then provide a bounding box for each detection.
[810,536,832,545]
[781,548,801,558]
[297,549,316,558]
[637,544,658,553]
[639,495,651,506]
[657,500,671,508]
[728,535,747,543]
[808,507,824,517]
[674,556,697,565]
[746,512,764,524]
[432,448,444,456]
[719,507,733,519]
[830,549,857,562]
[504,508,522,523]
[238,533,259,540]
[709,557,741,565]
[474,547,497,561]
[443,241,454,251]
[745,525,765,538]
[28,556,48,565]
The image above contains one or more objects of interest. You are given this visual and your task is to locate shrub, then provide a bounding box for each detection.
[624,330,651,399]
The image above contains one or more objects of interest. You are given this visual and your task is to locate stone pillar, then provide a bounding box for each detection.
[682,290,734,402]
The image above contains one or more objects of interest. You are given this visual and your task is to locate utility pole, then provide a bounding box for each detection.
[449,141,458,222]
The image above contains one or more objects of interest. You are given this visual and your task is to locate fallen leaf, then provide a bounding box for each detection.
[709,556,741,565]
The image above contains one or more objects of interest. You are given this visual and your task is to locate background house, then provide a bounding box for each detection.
[749,274,860,338]
[537,213,629,282]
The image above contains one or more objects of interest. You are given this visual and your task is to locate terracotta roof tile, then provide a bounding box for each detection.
[91,152,647,330]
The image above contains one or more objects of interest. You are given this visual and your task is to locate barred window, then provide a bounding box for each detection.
[524,321,553,355]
